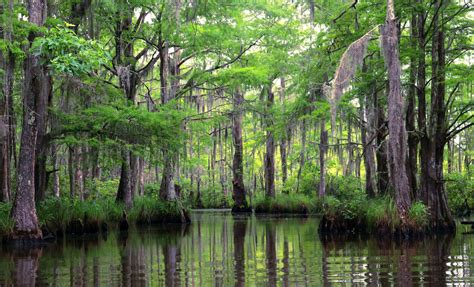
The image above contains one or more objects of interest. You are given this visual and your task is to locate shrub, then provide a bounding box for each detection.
[197,188,233,209]
[321,176,366,221]
[445,172,474,216]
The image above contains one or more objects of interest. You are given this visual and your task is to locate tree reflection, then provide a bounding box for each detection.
[233,218,247,287]
[11,247,42,286]
[265,223,277,286]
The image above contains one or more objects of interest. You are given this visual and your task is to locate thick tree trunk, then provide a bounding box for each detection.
[264,85,275,198]
[231,90,249,212]
[381,0,412,224]
[419,0,455,231]
[159,155,177,201]
[34,74,51,202]
[10,0,47,240]
[116,151,133,209]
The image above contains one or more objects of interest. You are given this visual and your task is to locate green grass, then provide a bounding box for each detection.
[129,196,189,224]
[365,197,400,232]
[37,197,123,230]
[0,203,13,235]
[0,196,189,236]
[254,194,321,214]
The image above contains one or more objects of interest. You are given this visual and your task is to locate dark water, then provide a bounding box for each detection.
[0,211,473,286]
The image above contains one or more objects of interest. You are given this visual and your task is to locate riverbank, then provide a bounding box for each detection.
[0,197,190,240]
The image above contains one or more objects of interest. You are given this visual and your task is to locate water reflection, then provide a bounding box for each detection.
[0,212,472,286]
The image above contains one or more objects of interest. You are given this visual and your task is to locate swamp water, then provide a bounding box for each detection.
[0,211,473,286]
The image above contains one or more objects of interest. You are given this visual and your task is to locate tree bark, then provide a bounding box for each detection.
[264,84,275,198]
[319,119,328,197]
[361,92,377,197]
[381,0,412,225]
[418,0,455,231]
[116,151,133,209]
[406,12,418,199]
[279,78,288,188]
[231,89,249,212]
[10,0,47,240]
[0,0,14,202]
[375,81,389,195]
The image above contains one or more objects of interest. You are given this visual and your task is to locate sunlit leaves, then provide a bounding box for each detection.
[31,25,110,76]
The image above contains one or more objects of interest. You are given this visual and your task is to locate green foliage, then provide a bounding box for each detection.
[445,172,474,216]
[365,197,400,232]
[129,196,188,224]
[37,197,123,230]
[254,194,321,214]
[0,203,13,235]
[408,202,430,227]
[31,25,109,76]
[197,189,233,209]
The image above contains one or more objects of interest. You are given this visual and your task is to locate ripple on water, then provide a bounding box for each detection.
[0,212,473,286]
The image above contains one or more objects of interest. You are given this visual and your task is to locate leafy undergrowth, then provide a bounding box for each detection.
[320,194,431,236]
[0,196,190,237]
[445,172,474,216]
[254,194,321,214]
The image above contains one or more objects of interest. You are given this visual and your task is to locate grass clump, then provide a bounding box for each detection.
[408,201,429,227]
[366,197,400,233]
[129,196,189,224]
[254,193,321,214]
[0,203,13,235]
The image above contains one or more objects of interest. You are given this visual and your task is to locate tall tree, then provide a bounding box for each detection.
[231,89,249,212]
[380,0,412,226]
[10,0,47,240]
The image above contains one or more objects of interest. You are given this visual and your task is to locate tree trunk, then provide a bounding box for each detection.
[51,144,60,197]
[419,0,455,231]
[279,78,288,188]
[375,81,389,195]
[116,151,133,209]
[361,92,377,197]
[319,119,328,197]
[159,155,177,201]
[34,73,51,202]
[0,0,14,202]
[10,0,47,240]
[296,120,307,193]
[381,0,412,225]
[264,85,275,198]
[231,89,249,212]
[406,12,418,199]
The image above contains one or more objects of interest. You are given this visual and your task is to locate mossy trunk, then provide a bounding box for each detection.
[381,0,412,226]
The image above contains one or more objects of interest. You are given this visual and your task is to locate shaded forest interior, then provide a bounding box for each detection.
[0,0,472,239]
